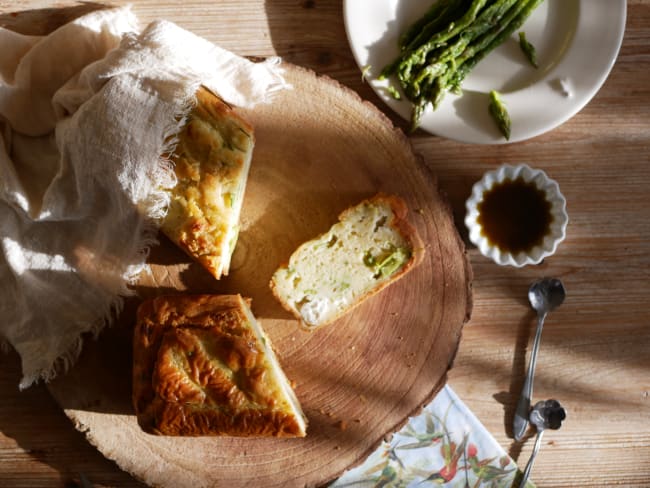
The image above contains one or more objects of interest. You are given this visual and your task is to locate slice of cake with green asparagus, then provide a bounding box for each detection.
[270,193,424,330]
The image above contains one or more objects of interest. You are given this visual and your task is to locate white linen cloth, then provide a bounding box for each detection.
[0,7,288,388]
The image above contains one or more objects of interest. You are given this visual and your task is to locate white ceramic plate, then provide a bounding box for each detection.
[343,0,626,144]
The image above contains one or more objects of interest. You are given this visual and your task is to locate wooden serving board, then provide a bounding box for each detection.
[47,63,472,488]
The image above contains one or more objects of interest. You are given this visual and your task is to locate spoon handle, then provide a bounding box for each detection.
[519,430,544,487]
[513,312,547,441]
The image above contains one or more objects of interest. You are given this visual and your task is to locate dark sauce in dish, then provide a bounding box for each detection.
[477,177,552,254]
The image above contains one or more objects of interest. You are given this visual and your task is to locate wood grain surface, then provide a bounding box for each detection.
[44,62,471,488]
[0,1,649,487]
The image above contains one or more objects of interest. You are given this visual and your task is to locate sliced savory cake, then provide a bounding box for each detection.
[270,193,424,330]
[161,87,254,280]
[133,294,307,437]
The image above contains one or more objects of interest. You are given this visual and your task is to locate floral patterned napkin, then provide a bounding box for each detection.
[332,385,533,487]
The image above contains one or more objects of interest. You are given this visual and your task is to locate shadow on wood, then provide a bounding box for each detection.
[0,2,112,36]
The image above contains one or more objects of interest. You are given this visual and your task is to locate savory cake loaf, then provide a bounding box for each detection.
[161,87,254,280]
[270,193,424,330]
[132,294,307,437]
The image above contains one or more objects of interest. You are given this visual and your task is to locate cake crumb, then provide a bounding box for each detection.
[318,408,334,418]
[336,420,348,431]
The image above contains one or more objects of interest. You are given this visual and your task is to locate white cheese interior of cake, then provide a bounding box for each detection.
[271,198,413,328]
[239,297,307,436]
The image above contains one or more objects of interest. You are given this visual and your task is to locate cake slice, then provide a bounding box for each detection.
[132,294,307,437]
[270,193,424,330]
[161,87,254,280]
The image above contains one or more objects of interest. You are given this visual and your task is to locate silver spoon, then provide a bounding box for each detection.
[513,278,566,441]
[519,399,566,487]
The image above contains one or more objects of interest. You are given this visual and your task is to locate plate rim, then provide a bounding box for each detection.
[343,0,627,144]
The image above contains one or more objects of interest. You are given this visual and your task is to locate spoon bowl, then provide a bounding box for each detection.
[530,398,566,432]
[513,278,566,441]
[520,399,567,487]
[528,278,566,315]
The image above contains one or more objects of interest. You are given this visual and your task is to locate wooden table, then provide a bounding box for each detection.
[1,1,648,487]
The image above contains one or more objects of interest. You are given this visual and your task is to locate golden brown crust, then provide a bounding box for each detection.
[132,294,305,437]
[161,87,255,280]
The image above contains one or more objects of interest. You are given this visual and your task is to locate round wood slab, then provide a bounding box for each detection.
[48,63,472,488]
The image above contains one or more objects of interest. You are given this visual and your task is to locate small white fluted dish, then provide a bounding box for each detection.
[465,164,568,267]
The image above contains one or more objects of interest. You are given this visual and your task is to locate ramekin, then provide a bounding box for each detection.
[464,164,568,267]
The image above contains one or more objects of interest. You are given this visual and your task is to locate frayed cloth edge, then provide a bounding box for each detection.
[17,83,200,389]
